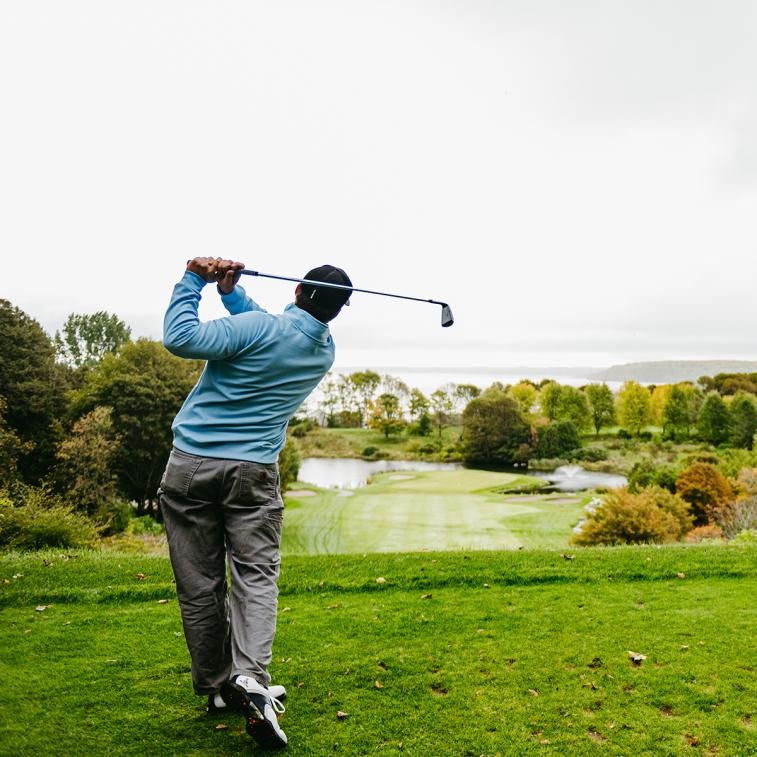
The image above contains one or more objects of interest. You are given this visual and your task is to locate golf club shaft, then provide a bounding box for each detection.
[239,269,447,308]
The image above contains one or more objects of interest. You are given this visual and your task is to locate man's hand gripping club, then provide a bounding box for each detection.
[186,257,246,295]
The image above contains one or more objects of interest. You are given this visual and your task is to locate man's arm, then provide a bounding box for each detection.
[216,261,268,316]
[163,257,262,360]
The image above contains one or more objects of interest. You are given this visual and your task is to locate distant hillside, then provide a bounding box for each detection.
[591,360,757,384]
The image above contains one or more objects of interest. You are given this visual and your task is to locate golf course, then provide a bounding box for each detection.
[282,468,588,554]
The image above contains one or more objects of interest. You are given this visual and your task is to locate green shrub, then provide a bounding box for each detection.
[571,486,692,546]
[362,446,379,459]
[96,500,133,536]
[290,418,317,438]
[0,488,97,550]
[731,528,757,545]
[617,429,632,439]
[528,458,569,471]
[278,437,301,491]
[126,515,165,536]
[570,447,608,463]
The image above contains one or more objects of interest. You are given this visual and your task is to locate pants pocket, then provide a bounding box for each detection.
[159,449,203,497]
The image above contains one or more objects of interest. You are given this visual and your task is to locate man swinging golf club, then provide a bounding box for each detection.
[159,256,352,750]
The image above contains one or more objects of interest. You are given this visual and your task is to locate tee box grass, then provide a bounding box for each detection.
[1,545,755,755]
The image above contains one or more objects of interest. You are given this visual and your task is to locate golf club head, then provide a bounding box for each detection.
[440,303,454,327]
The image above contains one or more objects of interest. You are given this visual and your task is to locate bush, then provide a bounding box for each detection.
[528,458,569,471]
[278,437,301,491]
[571,486,692,546]
[95,500,133,536]
[731,528,757,545]
[0,488,98,550]
[675,462,733,526]
[715,494,757,539]
[628,460,679,493]
[126,515,165,536]
[290,418,317,438]
[570,447,608,463]
[617,429,632,439]
[362,446,379,459]
[685,524,724,544]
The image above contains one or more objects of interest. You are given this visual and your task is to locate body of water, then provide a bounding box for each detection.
[298,458,462,489]
[298,458,625,492]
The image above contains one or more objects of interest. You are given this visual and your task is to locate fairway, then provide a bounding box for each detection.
[282,469,587,554]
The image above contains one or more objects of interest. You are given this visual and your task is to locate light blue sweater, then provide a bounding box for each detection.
[164,271,335,463]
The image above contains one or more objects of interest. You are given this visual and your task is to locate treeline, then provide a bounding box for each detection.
[0,300,301,549]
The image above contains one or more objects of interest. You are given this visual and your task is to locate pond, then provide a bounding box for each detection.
[298,458,462,489]
[532,465,627,492]
[298,459,626,492]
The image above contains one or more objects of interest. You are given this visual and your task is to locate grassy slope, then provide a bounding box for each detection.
[1,547,755,756]
[282,469,586,554]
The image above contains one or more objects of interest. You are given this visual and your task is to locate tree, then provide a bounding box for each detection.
[408,388,431,436]
[675,462,732,526]
[616,381,651,436]
[649,385,671,426]
[0,397,32,486]
[348,370,381,427]
[535,421,580,459]
[454,383,480,412]
[571,487,692,546]
[54,406,120,515]
[555,385,591,432]
[278,436,301,492]
[368,393,406,438]
[584,383,616,435]
[662,384,699,441]
[539,382,562,421]
[729,391,757,449]
[54,311,132,369]
[429,387,454,446]
[71,339,203,515]
[507,381,539,417]
[697,392,731,446]
[0,299,65,482]
[462,389,531,467]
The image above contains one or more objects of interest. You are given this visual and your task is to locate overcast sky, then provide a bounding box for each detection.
[2,1,755,370]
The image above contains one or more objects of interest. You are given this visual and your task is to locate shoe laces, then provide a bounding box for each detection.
[269,694,286,715]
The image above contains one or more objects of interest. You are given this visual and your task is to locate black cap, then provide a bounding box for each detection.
[301,265,353,310]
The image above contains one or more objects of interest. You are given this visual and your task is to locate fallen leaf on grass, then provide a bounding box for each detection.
[376,577,386,584]
[13,573,23,579]
[377,661,389,670]
[136,573,146,581]
[42,559,52,567]
[157,599,169,605]
[588,657,603,669]
[35,605,48,612]
[686,734,700,747]
[560,553,575,560]
[374,680,384,690]
[2,579,9,586]
[588,730,606,743]
[421,593,432,600]
[528,689,540,697]
[676,572,686,579]
[215,723,228,730]
[281,607,291,613]
[336,711,349,720]
[483,583,491,589]
[627,651,647,666]
[326,603,340,610]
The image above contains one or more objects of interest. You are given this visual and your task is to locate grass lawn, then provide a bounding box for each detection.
[1,546,755,755]
[282,469,586,554]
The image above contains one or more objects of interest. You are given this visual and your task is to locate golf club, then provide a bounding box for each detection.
[239,269,454,327]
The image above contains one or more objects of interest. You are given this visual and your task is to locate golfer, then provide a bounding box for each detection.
[159,256,351,750]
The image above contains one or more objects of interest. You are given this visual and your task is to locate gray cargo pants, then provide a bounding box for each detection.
[158,447,283,695]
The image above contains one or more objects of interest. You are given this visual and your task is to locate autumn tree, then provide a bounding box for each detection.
[584,383,616,435]
[368,393,406,438]
[507,381,539,417]
[571,486,692,546]
[616,381,651,436]
[539,382,562,421]
[348,370,381,427]
[429,386,455,446]
[675,462,732,526]
[54,311,132,369]
[408,388,431,436]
